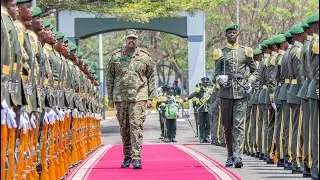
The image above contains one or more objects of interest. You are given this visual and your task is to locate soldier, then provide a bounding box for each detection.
[155,85,169,140]
[209,81,223,146]
[164,87,181,142]
[272,34,290,168]
[297,19,314,177]
[279,29,294,170]
[286,24,306,173]
[213,24,258,168]
[306,13,319,180]
[184,77,213,143]
[250,47,264,158]
[192,83,201,138]
[107,31,155,169]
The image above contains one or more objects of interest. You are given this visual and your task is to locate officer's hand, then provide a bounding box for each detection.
[271,100,277,111]
[244,83,252,93]
[108,100,114,108]
[146,100,152,108]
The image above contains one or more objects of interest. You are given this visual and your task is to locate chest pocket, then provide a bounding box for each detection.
[129,58,147,74]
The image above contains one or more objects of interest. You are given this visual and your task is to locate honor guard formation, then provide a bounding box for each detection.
[1,1,104,180]
[154,13,319,179]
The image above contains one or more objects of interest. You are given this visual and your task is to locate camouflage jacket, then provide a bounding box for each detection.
[107,48,155,102]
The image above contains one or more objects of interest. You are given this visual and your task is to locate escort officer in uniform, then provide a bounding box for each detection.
[297,19,314,177]
[272,34,290,168]
[107,31,155,169]
[213,24,258,168]
[156,85,169,140]
[184,77,213,143]
[306,13,319,180]
[250,47,263,157]
[192,83,201,138]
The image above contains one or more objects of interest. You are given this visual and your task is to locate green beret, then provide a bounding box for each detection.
[32,7,41,18]
[260,42,268,48]
[68,43,77,51]
[253,48,263,56]
[89,68,95,74]
[17,0,32,4]
[83,59,90,66]
[55,32,65,40]
[76,51,84,58]
[42,21,51,28]
[63,37,69,43]
[267,35,277,46]
[290,24,305,35]
[301,21,310,29]
[224,24,239,32]
[307,13,319,24]
[274,34,287,44]
[284,31,292,38]
[94,74,99,80]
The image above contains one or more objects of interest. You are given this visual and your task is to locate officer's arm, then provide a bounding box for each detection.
[268,59,277,100]
[146,57,156,100]
[186,90,200,101]
[106,57,115,101]
[245,48,258,85]
[293,48,303,82]
[312,40,319,82]
[213,49,223,82]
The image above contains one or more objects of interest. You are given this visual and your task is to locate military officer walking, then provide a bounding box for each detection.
[107,31,155,169]
[214,24,258,168]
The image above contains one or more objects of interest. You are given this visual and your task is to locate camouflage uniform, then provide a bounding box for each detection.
[107,48,155,160]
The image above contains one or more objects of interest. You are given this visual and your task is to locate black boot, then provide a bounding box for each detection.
[266,155,274,164]
[225,156,234,167]
[259,153,265,160]
[302,165,311,177]
[132,159,142,169]
[277,159,284,167]
[255,152,260,158]
[234,157,243,168]
[121,157,132,168]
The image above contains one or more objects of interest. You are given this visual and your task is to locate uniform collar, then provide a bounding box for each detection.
[313,33,319,38]
[272,51,278,56]
[44,43,53,50]
[263,53,271,58]
[1,6,9,15]
[307,35,313,41]
[122,48,140,56]
[288,44,293,48]
[226,42,239,49]
[294,40,303,48]
[14,20,26,32]
[278,50,285,55]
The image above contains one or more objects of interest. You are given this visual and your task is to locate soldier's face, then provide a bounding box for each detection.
[254,54,263,61]
[32,17,43,32]
[310,22,319,33]
[7,0,19,20]
[18,2,32,21]
[203,82,209,87]
[226,30,239,43]
[126,37,137,49]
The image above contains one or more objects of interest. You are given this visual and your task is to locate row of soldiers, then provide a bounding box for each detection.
[239,13,318,178]
[1,0,104,180]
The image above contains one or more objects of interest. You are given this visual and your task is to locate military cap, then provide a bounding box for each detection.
[89,68,95,74]
[68,43,77,51]
[301,21,310,29]
[263,39,272,47]
[260,42,268,48]
[63,37,69,43]
[94,74,99,80]
[266,35,277,46]
[290,24,304,35]
[253,48,263,56]
[274,34,287,44]
[224,24,239,32]
[126,29,138,39]
[55,32,65,40]
[42,21,51,28]
[284,31,292,38]
[17,0,32,4]
[201,77,210,82]
[32,7,41,18]
[76,51,84,58]
[307,13,319,24]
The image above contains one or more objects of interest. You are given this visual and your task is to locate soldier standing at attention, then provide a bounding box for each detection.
[213,24,258,168]
[107,31,155,169]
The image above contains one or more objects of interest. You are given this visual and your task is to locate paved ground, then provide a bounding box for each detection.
[101,111,306,180]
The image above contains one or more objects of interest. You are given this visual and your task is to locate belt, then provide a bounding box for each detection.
[263,85,268,89]
[291,79,298,85]
[285,79,290,83]
[53,81,65,87]
[2,63,23,75]
[21,75,28,84]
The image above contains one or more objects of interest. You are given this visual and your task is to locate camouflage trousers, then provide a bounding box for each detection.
[115,101,146,160]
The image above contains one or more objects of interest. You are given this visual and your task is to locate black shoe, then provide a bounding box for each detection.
[277,159,284,167]
[266,156,274,164]
[292,166,304,174]
[132,159,142,169]
[259,153,265,160]
[225,156,234,167]
[255,152,260,158]
[284,162,292,170]
[234,157,243,168]
[121,157,132,168]
[246,151,251,156]
[303,166,311,177]
[171,139,177,142]
[250,153,255,157]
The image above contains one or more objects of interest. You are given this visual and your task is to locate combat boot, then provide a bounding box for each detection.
[225,156,234,167]
[234,157,243,168]
[302,165,311,177]
[121,157,132,168]
[277,159,285,167]
[132,159,142,169]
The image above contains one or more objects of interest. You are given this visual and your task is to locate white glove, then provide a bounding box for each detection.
[72,109,78,118]
[317,88,319,98]
[30,113,37,129]
[43,111,50,124]
[217,75,228,86]
[271,102,277,111]
[19,111,29,134]
[244,83,252,93]
[7,108,17,128]
[47,109,57,124]
[1,108,7,125]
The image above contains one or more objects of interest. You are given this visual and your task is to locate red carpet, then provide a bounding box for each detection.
[67,144,240,180]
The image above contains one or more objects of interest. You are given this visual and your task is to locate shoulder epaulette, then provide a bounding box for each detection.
[295,48,302,60]
[241,46,253,58]
[312,38,319,55]
[140,49,150,56]
[213,48,223,61]
[111,49,122,56]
